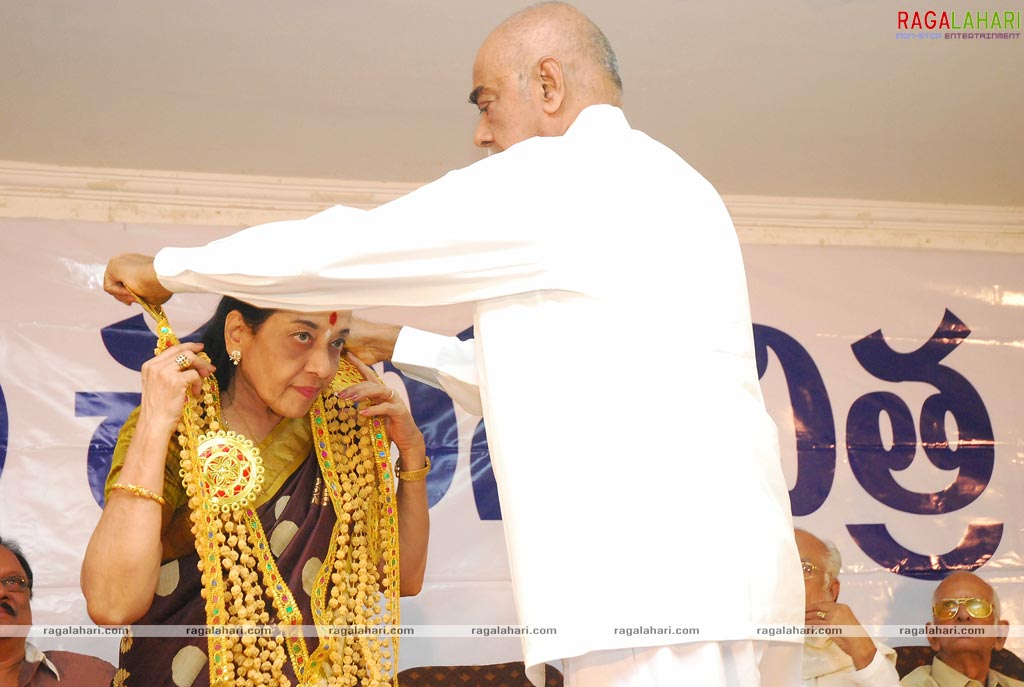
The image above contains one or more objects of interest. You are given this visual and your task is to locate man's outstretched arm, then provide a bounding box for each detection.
[104,253,172,305]
[348,316,482,416]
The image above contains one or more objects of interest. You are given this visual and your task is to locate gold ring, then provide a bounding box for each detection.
[175,354,191,370]
[817,610,826,620]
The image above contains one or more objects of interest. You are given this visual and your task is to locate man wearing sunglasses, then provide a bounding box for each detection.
[795,529,900,686]
[0,537,115,686]
[901,571,1021,687]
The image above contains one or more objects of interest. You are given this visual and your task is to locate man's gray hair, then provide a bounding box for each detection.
[583,12,622,94]
[822,538,842,587]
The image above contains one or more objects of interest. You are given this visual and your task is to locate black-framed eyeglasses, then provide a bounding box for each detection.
[932,597,993,620]
[0,575,29,592]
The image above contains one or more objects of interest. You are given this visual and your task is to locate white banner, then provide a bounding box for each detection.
[0,220,1021,668]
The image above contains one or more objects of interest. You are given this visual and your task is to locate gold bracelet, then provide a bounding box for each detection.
[396,455,431,482]
[111,482,166,506]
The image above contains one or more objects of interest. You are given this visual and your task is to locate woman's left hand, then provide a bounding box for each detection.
[338,353,427,459]
[341,354,430,596]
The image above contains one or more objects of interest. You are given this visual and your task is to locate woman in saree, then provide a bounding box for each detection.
[81,297,429,687]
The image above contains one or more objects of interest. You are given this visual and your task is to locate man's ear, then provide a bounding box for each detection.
[828,578,840,603]
[995,619,1009,651]
[537,56,565,115]
[926,622,941,652]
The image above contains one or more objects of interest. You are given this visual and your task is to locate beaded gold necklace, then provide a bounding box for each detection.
[133,298,399,687]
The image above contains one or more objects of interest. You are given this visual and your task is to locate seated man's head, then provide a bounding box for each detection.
[927,571,1009,676]
[795,528,841,608]
[0,537,33,633]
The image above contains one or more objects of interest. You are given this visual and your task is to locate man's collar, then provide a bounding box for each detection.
[564,104,629,138]
[932,656,994,687]
[24,642,62,681]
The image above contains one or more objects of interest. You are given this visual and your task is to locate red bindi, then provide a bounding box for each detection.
[329,312,337,325]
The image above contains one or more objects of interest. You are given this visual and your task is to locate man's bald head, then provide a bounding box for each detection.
[486,2,622,101]
[926,570,1010,681]
[933,571,1001,619]
[469,2,622,151]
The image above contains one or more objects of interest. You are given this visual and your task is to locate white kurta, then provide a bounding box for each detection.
[802,640,900,686]
[154,105,804,683]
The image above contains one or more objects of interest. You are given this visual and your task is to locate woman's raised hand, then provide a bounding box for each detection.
[138,343,216,433]
[338,353,427,458]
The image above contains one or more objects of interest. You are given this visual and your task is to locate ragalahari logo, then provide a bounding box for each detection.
[896,9,1022,39]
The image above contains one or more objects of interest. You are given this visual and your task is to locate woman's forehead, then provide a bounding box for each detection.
[268,310,351,325]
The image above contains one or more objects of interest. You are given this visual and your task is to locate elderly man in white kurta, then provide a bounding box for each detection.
[796,529,900,686]
[103,3,803,686]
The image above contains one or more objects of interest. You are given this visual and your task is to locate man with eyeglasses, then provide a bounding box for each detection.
[795,529,900,686]
[901,571,1022,687]
[0,537,114,686]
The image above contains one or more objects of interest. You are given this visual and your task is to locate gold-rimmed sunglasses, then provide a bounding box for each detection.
[932,597,993,620]
[801,560,820,578]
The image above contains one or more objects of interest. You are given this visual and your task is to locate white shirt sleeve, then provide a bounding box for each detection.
[392,327,482,416]
[152,142,570,312]
[850,646,901,686]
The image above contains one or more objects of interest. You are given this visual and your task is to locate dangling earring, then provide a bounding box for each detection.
[229,350,242,366]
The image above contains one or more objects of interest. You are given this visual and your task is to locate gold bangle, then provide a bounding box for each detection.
[396,455,431,482]
[111,482,166,506]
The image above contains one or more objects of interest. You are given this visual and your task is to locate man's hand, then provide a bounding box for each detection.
[345,317,402,365]
[104,253,172,305]
[806,601,877,670]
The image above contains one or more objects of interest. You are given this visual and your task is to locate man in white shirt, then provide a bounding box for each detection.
[795,529,899,686]
[103,3,802,685]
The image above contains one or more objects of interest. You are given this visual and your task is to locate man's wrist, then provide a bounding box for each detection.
[347,319,402,364]
[848,639,877,671]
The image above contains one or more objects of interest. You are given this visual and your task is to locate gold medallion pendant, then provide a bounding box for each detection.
[194,430,265,511]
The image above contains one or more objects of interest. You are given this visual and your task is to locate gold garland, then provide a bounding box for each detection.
[132,298,399,687]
